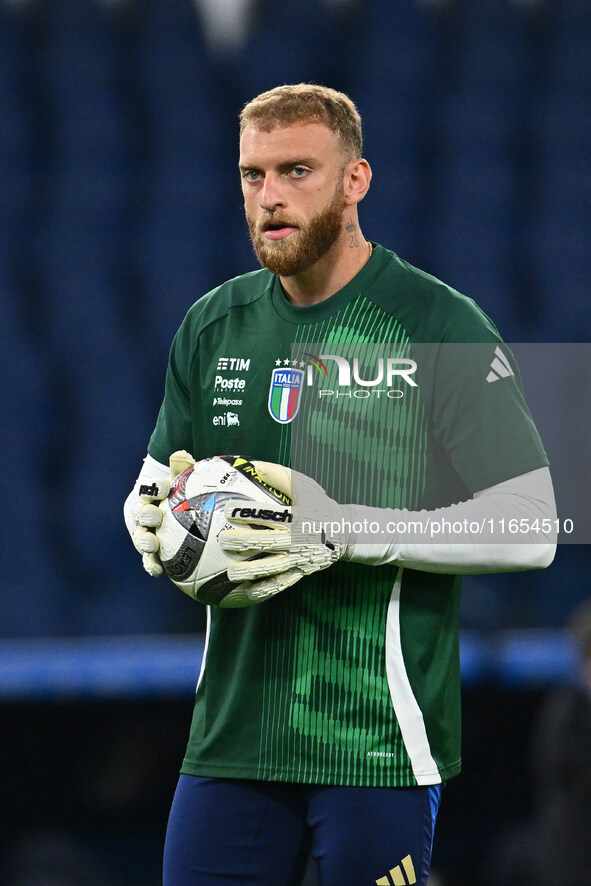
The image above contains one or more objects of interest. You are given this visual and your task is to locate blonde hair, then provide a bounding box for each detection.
[239,83,363,160]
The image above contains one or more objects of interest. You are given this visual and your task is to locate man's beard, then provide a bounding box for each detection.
[246,184,345,277]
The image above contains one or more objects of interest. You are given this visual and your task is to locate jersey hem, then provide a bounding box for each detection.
[179,758,461,787]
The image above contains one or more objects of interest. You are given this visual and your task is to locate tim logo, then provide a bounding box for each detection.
[216,357,250,371]
[268,367,303,424]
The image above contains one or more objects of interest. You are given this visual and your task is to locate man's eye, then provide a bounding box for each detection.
[243,170,261,182]
[291,167,309,178]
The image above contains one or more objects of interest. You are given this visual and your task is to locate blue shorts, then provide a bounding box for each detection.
[163,775,442,886]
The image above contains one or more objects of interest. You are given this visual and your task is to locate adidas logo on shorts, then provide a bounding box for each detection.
[376,853,417,885]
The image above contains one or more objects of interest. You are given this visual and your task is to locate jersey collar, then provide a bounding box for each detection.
[270,243,387,324]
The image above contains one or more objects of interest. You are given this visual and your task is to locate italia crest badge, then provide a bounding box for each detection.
[268,366,304,424]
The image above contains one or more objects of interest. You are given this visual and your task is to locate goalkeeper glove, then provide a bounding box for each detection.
[131,450,195,577]
[219,462,352,597]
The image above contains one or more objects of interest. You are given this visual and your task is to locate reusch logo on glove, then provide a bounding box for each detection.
[139,482,161,497]
[230,506,293,523]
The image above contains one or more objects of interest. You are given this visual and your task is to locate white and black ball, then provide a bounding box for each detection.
[156,455,290,607]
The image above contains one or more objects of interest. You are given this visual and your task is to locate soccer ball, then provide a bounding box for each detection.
[156,455,291,608]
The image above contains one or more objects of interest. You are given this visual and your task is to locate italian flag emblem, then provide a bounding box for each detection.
[268,366,304,424]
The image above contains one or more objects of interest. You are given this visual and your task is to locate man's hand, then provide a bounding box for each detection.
[219,462,351,597]
[131,450,195,577]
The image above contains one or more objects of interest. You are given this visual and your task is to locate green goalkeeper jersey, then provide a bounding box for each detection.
[148,244,548,787]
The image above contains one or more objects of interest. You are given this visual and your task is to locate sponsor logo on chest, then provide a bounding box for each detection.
[209,352,417,429]
[211,355,250,425]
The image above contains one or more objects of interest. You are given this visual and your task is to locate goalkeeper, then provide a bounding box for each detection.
[124,84,556,886]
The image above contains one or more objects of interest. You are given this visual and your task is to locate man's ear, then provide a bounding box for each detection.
[343,158,372,206]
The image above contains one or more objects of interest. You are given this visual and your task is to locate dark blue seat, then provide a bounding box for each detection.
[230,0,338,104]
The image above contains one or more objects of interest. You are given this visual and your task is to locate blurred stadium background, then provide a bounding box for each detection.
[1,0,590,883]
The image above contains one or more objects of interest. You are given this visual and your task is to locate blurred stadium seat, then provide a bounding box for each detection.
[0,0,589,638]
[1,5,589,884]
[525,1,591,339]
[350,0,437,262]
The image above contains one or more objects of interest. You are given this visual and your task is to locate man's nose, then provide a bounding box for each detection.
[259,173,286,211]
